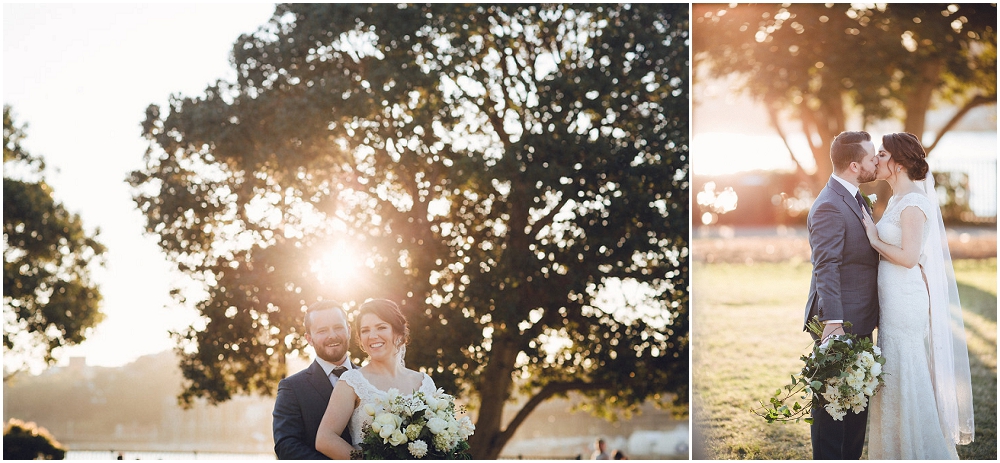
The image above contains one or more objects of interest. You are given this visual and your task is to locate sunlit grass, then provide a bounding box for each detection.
[692,259,997,460]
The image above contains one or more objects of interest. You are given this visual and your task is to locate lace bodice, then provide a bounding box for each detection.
[875,192,933,249]
[340,369,437,448]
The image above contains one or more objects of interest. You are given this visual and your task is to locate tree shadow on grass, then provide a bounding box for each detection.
[957,342,997,460]
[956,282,997,460]
[958,281,997,323]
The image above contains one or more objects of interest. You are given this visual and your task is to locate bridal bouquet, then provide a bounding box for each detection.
[753,319,886,423]
[353,388,475,460]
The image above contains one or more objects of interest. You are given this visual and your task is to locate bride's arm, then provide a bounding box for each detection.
[862,205,925,268]
[316,380,358,459]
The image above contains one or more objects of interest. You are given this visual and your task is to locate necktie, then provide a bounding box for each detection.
[855,191,867,213]
[331,366,348,378]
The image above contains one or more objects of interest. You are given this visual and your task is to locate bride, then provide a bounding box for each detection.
[860,132,975,459]
[315,299,437,459]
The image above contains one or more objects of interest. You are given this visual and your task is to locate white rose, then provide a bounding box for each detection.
[373,413,399,440]
[869,362,882,378]
[389,429,408,446]
[436,397,451,411]
[457,416,475,439]
[872,346,881,356]
[426,417,448,435]
[364,403,377,417]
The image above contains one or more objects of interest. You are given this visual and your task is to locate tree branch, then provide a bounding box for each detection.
[497,379,610,445]
[527,193,572,239]
[765,100,809,179]
[925,93,996,154]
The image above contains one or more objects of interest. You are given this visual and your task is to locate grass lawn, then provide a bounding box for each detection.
[691,258,997,460]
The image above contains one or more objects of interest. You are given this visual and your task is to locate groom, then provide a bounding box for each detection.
[803,130,881,459]
[273,300,355,459]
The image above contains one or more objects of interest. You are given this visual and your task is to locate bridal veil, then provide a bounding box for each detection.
[920,175,975,446]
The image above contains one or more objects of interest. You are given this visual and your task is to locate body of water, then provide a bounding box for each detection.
[693,131,997,217]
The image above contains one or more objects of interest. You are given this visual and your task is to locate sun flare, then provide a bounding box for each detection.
[313,241,364,287]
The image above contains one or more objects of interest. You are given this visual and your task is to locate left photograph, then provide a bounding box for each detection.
[4,4,690,460]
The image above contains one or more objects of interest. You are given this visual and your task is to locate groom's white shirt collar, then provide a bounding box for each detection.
[316,354,353,381]
[831,173,859,198]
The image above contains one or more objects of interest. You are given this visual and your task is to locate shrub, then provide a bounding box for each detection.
[3,418,66,460]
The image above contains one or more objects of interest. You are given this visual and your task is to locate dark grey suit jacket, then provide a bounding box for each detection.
[804,177,880,336]
[272,360,353,460]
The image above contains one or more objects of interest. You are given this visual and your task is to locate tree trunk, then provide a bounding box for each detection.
[468,337,520,459]
[799,96,844,191]
[902,58,942,139]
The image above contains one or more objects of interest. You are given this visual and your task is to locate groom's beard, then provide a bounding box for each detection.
[315,336,349,365]
[858,167,877,184]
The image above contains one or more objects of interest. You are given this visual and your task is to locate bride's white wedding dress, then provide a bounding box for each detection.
[340,369,437,447]
[867,192,959,459]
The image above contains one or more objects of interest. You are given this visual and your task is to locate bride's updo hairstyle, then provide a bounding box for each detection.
[882,132,929,181]
[356,299,410,350]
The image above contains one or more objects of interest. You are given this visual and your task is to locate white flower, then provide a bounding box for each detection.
[408,440,429,458]
[433,392,453,411]
[389,429,408,446]
[405,423,422,440]
[364,403,378,417]
[426,417,448,435]
[845,371,863,389]
[433,432,458,452]
[872,346,881,356]
[825,402,847,421]
[869,362,882,378]
[424,395,440,411]
[457,416,476,439]
[868,194,877,205]
[373,413,401,440]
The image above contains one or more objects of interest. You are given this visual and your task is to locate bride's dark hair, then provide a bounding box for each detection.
[882,132,929,181]
[355,299,410,350]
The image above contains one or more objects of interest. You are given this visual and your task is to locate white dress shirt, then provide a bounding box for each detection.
[315,355,353,386]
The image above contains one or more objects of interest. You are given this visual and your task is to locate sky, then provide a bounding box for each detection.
[4,2,277,370]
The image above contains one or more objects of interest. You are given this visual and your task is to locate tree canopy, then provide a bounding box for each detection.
[3,105,106,382]
[694,3,997,184]
[129,4,688,458]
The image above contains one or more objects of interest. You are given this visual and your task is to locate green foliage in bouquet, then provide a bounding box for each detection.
[752,319,886,424]
[352,390,474,460]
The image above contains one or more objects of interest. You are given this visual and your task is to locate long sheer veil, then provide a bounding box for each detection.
[920,174,975,445]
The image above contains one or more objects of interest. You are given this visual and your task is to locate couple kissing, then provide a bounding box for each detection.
[804,131,975,459]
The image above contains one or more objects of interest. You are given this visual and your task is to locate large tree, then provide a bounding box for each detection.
[129,4,688,458]
[694,3,997,186]
[3,105,106,382]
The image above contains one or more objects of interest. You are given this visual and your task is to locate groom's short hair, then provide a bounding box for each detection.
[830,131,871,173]
[304,299,349,334]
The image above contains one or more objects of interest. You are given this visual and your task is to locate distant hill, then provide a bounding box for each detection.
[2,351,274,454]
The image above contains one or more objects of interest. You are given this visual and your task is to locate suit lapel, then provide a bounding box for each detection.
[829,178,865,223]
[306,360,334,397]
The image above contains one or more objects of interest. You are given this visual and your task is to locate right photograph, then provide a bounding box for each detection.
[689,3,996,460]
